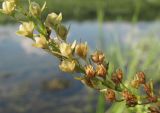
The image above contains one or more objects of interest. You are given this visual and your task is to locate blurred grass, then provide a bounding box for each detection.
[0,0,160,24]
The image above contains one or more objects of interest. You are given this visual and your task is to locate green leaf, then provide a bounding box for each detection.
[41,1,46,12]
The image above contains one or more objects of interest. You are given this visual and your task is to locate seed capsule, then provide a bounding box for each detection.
[85,65,95,78]
[91,51,105,64]
[137,72,146,84]
[122,90,138,107]
[105,89,116,102]
[116,68,123,82]
[96,64,107,78]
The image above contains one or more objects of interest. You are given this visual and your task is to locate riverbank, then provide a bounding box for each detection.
[0,0,160,24]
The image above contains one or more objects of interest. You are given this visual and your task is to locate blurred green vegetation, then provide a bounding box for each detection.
[0,0,160,24]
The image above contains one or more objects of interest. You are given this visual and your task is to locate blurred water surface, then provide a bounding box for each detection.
[0,21,160,113]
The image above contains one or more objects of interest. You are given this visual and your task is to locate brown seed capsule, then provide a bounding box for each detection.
[96,64,107,78]
[91,51,105,64]
[111,73,121,85]
[122,90,138,107]
[85,65,95,78]
[116,68,123,82]
[105,89,116,102]
[137,72,146,84]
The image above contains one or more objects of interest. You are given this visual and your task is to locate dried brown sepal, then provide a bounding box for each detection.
[96,64,107,78]
[91,51,105,64]
[85,65,95,78]
[105,89,116,102]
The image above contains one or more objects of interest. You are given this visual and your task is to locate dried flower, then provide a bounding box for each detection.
[29,2,41,17]
[96,64,107,78]
[16,21,34,38]
[59,42,72,57]
[137,72,146,84]
[91,51,105,64]
[33,35,47,48]
[45,12,62,28]
[85,65,95,78]
[122,90,138,107]
[57,25,68,40]
[75,42,88,59]
[59,60,76,72]
[0,1,16,15]
[105,89,116,102]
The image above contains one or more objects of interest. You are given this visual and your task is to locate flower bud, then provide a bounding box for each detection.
[0,1,16,15]
[91,51,105,64]
[96,64,107,78]
[105,89,116,102]
[33,35,47,48]
[59,42,72,57]
[16,22,34,38]
[85,65,95,78]
[57,25,68,40]
[59,60,76,72]
[29,2,41,17]
[45,12,62,28]
[75,42,88,59]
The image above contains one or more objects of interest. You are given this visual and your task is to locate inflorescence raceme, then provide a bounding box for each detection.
[0,0,160,112]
